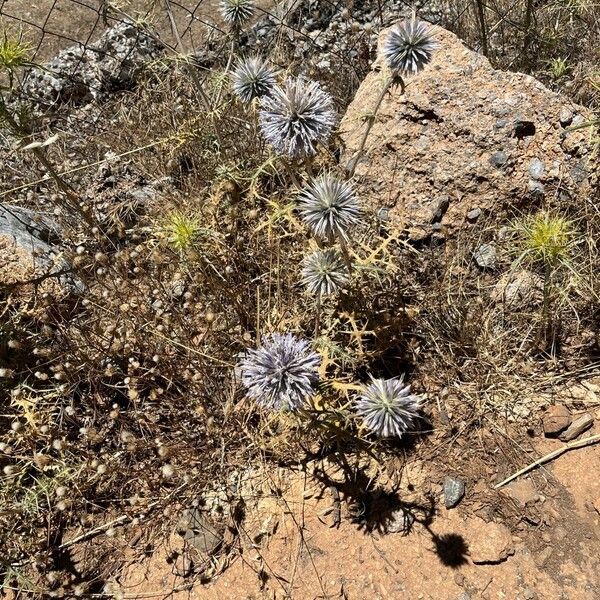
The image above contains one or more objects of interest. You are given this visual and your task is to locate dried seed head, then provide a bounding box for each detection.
[355,376,422,438]
[296,174,361,242]
[238,333,320,411]
[232,56,276,103]
[259,77,336,159]
[382,19,437,75]
[301,248,350,296]
[220,0,255,28]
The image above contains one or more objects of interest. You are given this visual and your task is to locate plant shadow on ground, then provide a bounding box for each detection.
[312,450,469,568]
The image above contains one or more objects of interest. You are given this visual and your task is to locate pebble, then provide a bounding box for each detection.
[474,243,497,269]
[489,151,508,168]
[559,107,573,127]
[443,476,466,509]
[542,404,572,437]
[559,413,594,441]
[528,179,545,197]
[528,158,545,180]
[467,207,481,222]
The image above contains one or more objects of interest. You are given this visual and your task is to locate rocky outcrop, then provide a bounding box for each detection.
[340,25,598,241]
[0,205,80,296]
[23,21,163,105]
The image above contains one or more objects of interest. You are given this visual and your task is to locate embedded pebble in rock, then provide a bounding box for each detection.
[489,151,508,168]
[474,243,496,269]
[559,107,574,127]
[467,208,481,222]
[340,25,598,241]
[443,476,466,509]
[559,413,594,442]
[529,158,545,180]
[542,404,572,437]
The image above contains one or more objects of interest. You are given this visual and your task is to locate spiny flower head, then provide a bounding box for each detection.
[382,19,436,75]
[302,248,349,296]
[220,0,255,28]
[238,333,321,411]
[296,174,360,241]
[259,76,336,159]
[355,376,422,438]
[232,56,276,103]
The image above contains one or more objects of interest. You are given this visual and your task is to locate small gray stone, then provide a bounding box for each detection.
[559,107,573,127]
[177,508,223,557]
[467,208,481,222]
[489,151,508,168]
[529,158,545,180]
[528,179,545,197]
[386,507,415,533]
[559,413,594,441]
[474,243,496,269]
[443,476,466,509]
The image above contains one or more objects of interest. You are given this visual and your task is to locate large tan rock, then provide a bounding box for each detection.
[340,24,597,241]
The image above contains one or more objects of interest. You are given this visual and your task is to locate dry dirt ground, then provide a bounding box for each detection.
[59,427,600,600]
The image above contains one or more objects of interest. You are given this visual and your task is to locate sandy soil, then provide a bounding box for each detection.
[97,428,600,600]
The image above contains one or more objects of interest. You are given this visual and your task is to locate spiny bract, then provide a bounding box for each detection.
[382,19,436,75]
[238,333,321,411]
[302,248,350,296]
[355,376,422,438]
[232,56,276,103]
[220,0,255,28]
[259,76,336,159]
[296,174,361,241]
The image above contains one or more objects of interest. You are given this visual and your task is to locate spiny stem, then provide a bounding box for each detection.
[347,74,405,177]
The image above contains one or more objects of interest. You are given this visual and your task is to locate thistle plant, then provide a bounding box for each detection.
[296,174,360,243]
[164,211,201,253]
[232,57,276,103]
[220,0,255,30]
[513,210,576,344]
[259,76,336,160]
[301,248,349,296]
[348,18,436,176]
[238,333,321,411]
[355,376,422,438]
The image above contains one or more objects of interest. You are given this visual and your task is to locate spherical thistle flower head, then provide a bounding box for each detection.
[238,333,321,411]
[232,56,276,103]
[301,248,349,296]
[220,0,255,28]
[355,376,422,438]
[259,76,336,159]
[382,19,436,75]
[296,174,360,242]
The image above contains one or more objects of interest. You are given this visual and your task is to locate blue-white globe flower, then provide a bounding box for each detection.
[382,19,436,75]
[296,174,361,242]
[355,376,422,438]
[259,77,336,159]
[232,56,276,103]
[302,248,349,296]
[238,333,321,411]
[220,0,255,28]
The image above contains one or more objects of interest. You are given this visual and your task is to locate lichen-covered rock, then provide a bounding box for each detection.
[23,21,163,105]
[340,24,597,241]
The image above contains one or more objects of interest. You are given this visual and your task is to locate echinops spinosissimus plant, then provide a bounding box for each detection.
[382,19,437,75]
[259,76,336,159]
[296,174,361,242]
[301,248,350,296]
[354,376,422,438]
[238,333,321,411]
[231,56,276,103]
[219,0,255,29]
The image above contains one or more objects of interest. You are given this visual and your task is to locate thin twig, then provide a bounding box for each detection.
[494,433,600,489]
